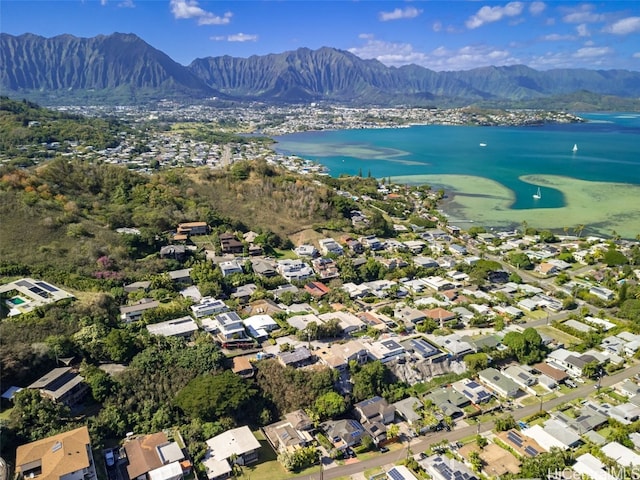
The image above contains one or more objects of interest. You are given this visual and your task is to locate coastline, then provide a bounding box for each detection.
[392,174,640,238]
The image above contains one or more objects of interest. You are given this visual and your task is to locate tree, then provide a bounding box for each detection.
[104,328,138,363]
[469,450,483,472]
[351,361,390,401]
[314,391,347,420]
[174,371,257,422]
[495,415,516,432]
[9,389,73,442]
[502,328,545,364]
[387,424,400,440]
[582,359,602,380]
[476,435,488,449]
[464,353,489,374]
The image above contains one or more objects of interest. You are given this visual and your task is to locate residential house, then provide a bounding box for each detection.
[304,281,330,298]
[572,454,619,480]
[168,268,192,284]
[532,363,568,388]
[364,338,406,363]
[124,432,188,480]
[278,347,313,368]
[425,387,469,419]
[316,340,369,372]
[231,357,255,378]
[211,312,251,348]
[230,283,258,303]
[159,245,186,261]
[15,426,97,480]
[385,466,419,480]
[535,262,559,277]
[394,305,426,326]
[177,222,209,236]
[27,367,88,406]
[250,258,277,278]
[402,337,445,363]
[360,235,383,251]
[191,297,229,318]
[120,298,160,322]
[219,233,244,255]
[354,396,395,426]
[263,414,314,454]
[451,379,493,404]
[322,419,365,449]
[393,397,423,425]
[146,316,199,338]
[419,455,478,480]
[318,238,344,256]
[432,334,476,359]
[424,308,457,327]
[219,259,244,277]
[294,244,319,258]
[318,311,366,334]
[312,257,339,280]
[478,368,520,398]
[589,286,615,301]
[414,256,439,269]
[243,314,279,340]
[203,427,261,480]
[502,365,537,389]
[601,442,640,468]
[521,420,581,451]
[277,259,314,282]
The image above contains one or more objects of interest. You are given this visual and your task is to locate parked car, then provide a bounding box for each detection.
[105,450,115,467]
[379,446,389,453]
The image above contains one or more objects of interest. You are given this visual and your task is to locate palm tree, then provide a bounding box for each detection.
[521,220,528,236]
[574,224,585,238]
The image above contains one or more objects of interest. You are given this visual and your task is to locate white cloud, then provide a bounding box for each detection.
[359,33,374,40]
[432,21,442,32]
[562,5,605,24]
[466,2,524,29]
[603,17,640,35]
[349,36,518,71]
[100,0,108,5]
[118,0,135,7]
[633,52,640,59]
[227,33,258,42]
[541,33,575,41]
[211,33,258,42]
[378,6,422,22]
[576,24,590,37]
[573,46,614,58]
[529,1,546,15]
[170,0,232,26]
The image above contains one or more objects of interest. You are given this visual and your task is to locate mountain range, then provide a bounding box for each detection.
[2,32,640,108]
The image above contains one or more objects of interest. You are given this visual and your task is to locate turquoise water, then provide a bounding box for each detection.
[274,113,640,211]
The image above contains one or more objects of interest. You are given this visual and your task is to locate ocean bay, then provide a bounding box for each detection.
[274,113,640,238]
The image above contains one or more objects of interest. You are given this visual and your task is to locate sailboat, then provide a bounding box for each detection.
[533,187,541,199]
[572,144,578,152]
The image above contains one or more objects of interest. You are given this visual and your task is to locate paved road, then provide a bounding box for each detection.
[297,363,640,480]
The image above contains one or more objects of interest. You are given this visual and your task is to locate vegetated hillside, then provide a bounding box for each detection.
[3,33,640,107]
[0,96,124,160]
[0,33,217,104]
[0,158,348,282]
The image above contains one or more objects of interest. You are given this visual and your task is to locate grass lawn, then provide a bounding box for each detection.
[537,326,582,347]
[364,467,385,478]
[271,248,298,260]
[189,235,217,250]
[0,407,13,420]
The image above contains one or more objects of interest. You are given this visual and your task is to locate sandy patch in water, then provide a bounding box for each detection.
[392,174,640,238]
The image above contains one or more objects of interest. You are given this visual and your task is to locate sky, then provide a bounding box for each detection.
[2,1,640,71]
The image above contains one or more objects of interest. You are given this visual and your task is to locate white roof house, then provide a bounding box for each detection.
[203,426,261,480]
[146,316,199,338]
[572,453,619,480]
[318,311,366,334]
[243,314,279,339]
[148,462,183,480]
[602,442,640,468]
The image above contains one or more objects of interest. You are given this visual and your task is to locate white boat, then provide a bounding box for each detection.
[479,143,487,147]
[533,187,541,199]
[572,144,578,152]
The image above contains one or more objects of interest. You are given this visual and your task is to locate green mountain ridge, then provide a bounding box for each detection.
[2,32,640,107]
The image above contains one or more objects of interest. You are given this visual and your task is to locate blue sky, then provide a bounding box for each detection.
[2,1,640,71]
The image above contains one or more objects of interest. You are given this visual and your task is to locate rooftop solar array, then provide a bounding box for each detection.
[36,281,58,292]
[388,468,405,480]
[410,338,438,358]
[467,381,480,388]
[507,431,523,447]
[477,391,491,400]
[525,446,539,456]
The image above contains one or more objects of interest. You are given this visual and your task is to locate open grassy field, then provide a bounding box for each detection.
[536,326,582,347]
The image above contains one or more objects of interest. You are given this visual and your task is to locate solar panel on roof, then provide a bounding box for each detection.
[36,281,58,292]
[467,381,480,388]
[507,431,523,447]
[525,446,538,456]
[388,468,405,480]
